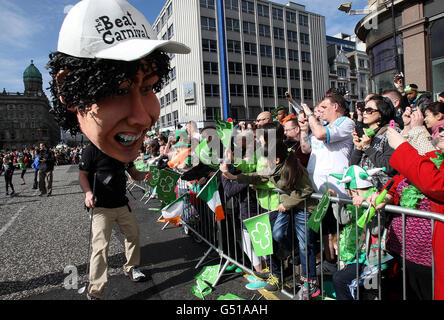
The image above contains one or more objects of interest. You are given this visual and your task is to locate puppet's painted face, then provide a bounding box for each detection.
[77,60,160,163]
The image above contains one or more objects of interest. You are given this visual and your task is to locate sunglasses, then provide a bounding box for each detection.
[363,108,380,115]
[439,126,444,133]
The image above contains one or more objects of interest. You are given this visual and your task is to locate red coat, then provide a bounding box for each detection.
[389,142,444,300]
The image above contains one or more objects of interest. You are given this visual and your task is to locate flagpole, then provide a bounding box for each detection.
[196,169,220,199]
[216,0,230,120]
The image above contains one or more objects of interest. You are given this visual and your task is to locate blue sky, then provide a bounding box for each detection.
[0,0,367,99]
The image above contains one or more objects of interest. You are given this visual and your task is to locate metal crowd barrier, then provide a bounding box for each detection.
[127,172,444,300]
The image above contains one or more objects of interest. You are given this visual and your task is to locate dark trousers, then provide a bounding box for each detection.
[33,170,39,188]
[332,263,365,300]
[4,170,14,193]
[405,260,433,300]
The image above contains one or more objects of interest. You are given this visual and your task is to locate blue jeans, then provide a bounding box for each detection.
[271,208,317,281]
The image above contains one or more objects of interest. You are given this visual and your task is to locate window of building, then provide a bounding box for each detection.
[277,87,286,98]
[242,0,254,14]
[243,21,256,35]
[276,67,287,79]
[229,62,243,75]
[257,3,269,17]
[288,49,298,61]
[206,107,221,120]
[263,86,274,98]
[272,7,283,21]
[165,93,171,105]
[204,61,219,74]
[203,38,217,52]
[225,0,238,10]
[172,89,178,102]
[290,68,300,80]
[303,70,312,81]
[258,24,271,37]
[230,84,244,96]
[303,88,313,100]
[299,14,308,26]
[287,30,297,42]
[167,3,173,17]
[286,11,296,24]
[247,85,259,97]
[227,39,241,53]
[245,64,258,76]
[260,44,272,57]
[275,47,286,60]
[301,51,311,63]
[167,113,172,125]
[201,16,216,31]
[160,115,165,126]
[160,96,165,108]
[200,0,215,9]
[170,66,176,80]
[167,24,174,39]
[173,110,178,123]
[291,88,301,99]
[161,13,166,26]
[205,84,220,96]
[226,18,240,32]
[273,27,285,40]
[300,33,310,45]
[359,58,366,68]
[337,67,347,78]
[261,65,273,77]
[244,42,257,55]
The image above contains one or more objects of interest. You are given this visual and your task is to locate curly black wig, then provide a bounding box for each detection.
[46,50,171,135]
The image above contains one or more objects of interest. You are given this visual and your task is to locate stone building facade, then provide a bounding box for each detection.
[0,60,60,150]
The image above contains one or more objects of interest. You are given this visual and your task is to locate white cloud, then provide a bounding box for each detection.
[0,0,44,49]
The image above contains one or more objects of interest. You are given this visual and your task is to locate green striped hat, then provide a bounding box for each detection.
[330,165,386,190]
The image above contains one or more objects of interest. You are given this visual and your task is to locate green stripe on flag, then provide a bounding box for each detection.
[197,172,218,200]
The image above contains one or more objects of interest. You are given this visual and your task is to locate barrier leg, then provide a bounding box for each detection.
[212,259,231,288]
[195,247,215,269]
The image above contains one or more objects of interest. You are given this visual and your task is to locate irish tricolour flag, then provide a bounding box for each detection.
[197,174,225,221]
[159,193,188,225]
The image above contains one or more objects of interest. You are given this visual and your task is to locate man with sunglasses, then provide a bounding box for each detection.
[255,111,273,128]
[299,94,355,273]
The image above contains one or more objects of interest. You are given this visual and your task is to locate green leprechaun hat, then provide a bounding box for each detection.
[330,165,386,190]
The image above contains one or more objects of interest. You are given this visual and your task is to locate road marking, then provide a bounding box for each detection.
[0,206,25,238]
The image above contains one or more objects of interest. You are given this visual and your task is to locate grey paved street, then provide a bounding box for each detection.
[0,165,285,301]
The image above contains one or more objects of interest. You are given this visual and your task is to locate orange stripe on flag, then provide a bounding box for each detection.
[157,216,182,226]
[215,205,225,221]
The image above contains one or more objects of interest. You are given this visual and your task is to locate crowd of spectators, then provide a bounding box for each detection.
[1,144,86,195]
[136,78,444,300]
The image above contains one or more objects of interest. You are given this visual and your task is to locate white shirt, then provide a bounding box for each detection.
[306,116,355,198]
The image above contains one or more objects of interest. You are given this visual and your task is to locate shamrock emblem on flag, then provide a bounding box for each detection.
[151,168,160,181]
[251,222,271,250]
[201,267,217,282]
[160,176,174,193]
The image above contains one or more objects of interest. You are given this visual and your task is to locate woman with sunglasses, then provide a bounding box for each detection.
[350,95,398,190]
